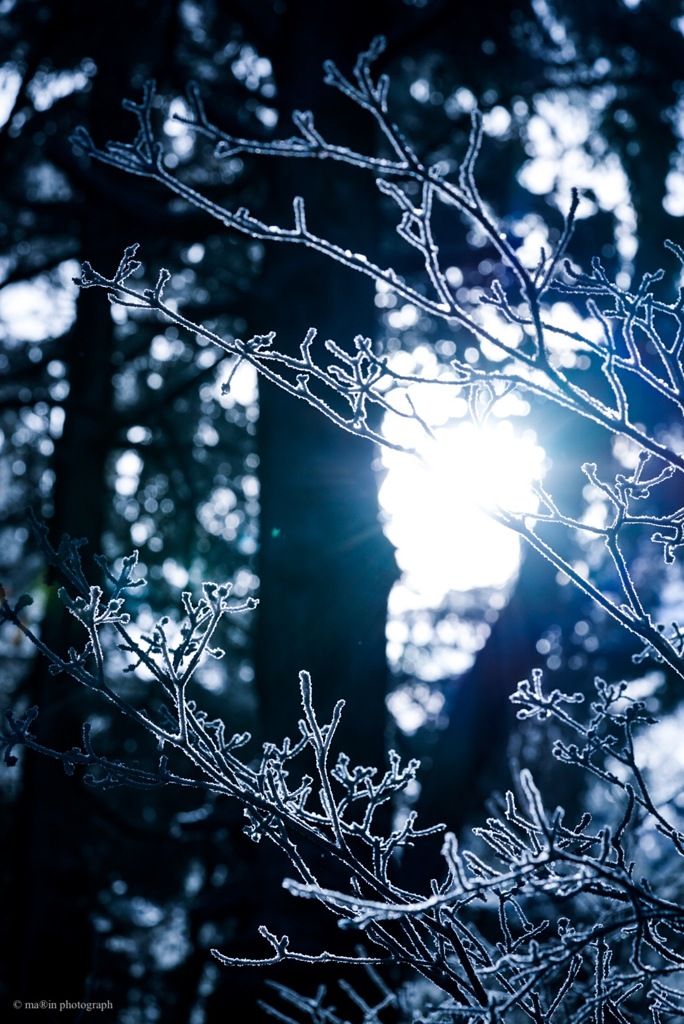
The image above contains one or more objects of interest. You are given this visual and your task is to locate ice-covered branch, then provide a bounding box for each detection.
[16,35,680,1021]
[3,516,684,1019]
[76,239,684,680]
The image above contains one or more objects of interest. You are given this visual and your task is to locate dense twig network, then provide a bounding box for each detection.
[71,38,684,679]
[3,35,684,1023]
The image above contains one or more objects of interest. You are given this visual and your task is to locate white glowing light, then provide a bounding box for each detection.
[379,415,546,601]
[115,449,143,497]
[518,89,636,265]
[219,360,258,409]
[0,67,21,129]
[0,261,80,343]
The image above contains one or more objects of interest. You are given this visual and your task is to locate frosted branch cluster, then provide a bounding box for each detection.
[2,520,684,1021]
[3,34,684,1024]
[72,36,684,681]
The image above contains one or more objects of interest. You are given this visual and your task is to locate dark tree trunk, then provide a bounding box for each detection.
[6,1,179,1006]
[251,1,398,766]
[9,250,119,1007]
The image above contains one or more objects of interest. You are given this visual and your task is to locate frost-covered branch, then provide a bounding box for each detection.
[2,522,684,1020]
[70,41,684,683]
[76,239,684,680]
[6,33,679,1023]
[70,41,684,464]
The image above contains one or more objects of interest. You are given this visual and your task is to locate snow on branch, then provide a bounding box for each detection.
[2,522,684,1019]
[69,44,684,686]
[76,231,684,680]
[8,37,680,1021]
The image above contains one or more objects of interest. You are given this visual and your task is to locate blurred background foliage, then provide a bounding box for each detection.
[2,0,684,1019]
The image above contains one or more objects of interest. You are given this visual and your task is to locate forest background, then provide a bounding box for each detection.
[2,0,684,1021]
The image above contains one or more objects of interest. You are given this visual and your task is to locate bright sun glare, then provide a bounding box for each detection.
[379,413,547,605]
